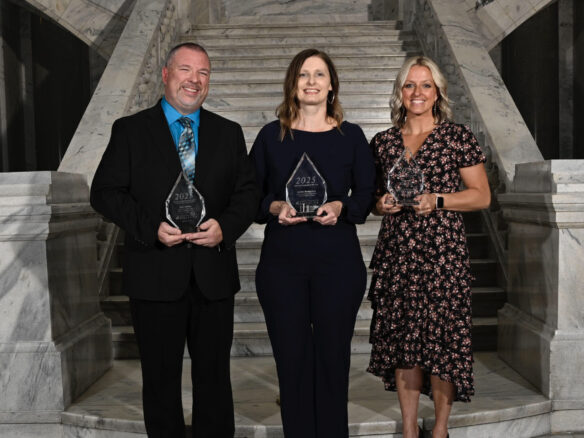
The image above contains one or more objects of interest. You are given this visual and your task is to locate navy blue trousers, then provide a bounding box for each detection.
[256,255,366,438]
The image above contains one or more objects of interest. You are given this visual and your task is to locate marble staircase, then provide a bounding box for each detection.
[185,21,419,144]
[61,13,569,438]
[99,20,505,360]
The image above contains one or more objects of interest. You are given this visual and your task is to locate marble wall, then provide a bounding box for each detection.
[0,172,112,424]
[58,0,178,184]
[468,0,555,50]
[498,160,584,424]
[20,0,135,58]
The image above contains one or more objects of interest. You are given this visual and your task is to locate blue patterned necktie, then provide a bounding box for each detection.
[177,117,197,183]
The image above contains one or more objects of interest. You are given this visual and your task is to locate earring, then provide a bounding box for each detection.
[433,100,438,116]
[327,91,335,105]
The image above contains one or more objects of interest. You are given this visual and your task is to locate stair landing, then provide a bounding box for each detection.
[63,353,551,437]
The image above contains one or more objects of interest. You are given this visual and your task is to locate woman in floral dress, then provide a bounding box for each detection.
[367,56,491,438]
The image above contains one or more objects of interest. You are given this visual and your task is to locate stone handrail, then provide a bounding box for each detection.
[58,0,179,185]
[403,0,544,283]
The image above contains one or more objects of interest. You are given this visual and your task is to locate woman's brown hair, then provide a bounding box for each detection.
[276,48,344,140]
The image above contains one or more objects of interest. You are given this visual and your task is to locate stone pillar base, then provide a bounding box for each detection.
[0,171,113,420]
[499,160,584,406]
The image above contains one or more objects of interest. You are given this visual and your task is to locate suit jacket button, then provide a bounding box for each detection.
[186,243,193,249]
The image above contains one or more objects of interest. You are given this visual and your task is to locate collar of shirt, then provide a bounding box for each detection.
[161,97,201,148]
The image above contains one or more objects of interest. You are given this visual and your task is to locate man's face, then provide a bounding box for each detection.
[162,47,210,115]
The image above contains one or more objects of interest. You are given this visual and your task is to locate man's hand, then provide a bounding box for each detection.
[185,218,223,248]
[158,222,185,247]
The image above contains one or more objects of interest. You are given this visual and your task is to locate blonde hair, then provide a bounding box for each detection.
[276,49,344,140]
[390,56,453,128]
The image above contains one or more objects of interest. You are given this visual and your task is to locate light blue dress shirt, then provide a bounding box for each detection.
[161,97,200,153]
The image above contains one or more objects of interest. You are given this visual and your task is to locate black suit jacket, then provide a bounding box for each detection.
[90,102,259,301]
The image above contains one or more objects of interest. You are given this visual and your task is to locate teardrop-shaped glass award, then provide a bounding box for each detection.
[285,152,328,217]
[387,148,424,206]
[165,172,206,232]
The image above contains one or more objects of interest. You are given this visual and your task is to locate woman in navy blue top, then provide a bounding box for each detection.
[250,49,375,438]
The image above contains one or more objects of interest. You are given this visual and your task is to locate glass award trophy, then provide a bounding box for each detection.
[387,148,424,206]
[165,172,206,232]
[285,152,327,218]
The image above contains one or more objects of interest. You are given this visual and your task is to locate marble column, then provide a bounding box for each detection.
[0,171,112,427]
[498,160,584,432]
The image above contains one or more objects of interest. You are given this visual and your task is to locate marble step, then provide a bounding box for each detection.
[242,124,391,145]
[205,92,393,110]
[109,316,498,359]
[212,107,393,126]
[189,21,404,36]
[208,54,410,70]
[236,258,498,293]
[235,232,490,265]
[228,13,371,25]
[209,66,401,82]
[208,79,398,95]
[190,26,408,39]
[201,43,419,57]
[191,33,415,48]
[242,217,384,239]
[107,231,491,278]
[63,353,553,438]
[102,285,505,328]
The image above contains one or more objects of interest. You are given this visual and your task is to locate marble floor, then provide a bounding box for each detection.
[65,352,556,437]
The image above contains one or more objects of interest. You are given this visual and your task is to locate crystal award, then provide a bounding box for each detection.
[387,148,424,206]
[285,152,327,218]
[165,172,206,232]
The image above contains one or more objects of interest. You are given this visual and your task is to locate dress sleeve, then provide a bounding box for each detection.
[249,125,276,224]
[341,124,376,224]
[454,124,487,168]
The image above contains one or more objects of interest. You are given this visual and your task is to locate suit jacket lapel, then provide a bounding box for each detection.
[195,108,218,189]
[145,102,182,180]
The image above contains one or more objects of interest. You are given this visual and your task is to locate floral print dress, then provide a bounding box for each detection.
[367,122,486,402]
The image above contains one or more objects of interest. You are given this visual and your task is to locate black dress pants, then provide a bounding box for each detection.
[256,257,366,438]
[130,278,235,438]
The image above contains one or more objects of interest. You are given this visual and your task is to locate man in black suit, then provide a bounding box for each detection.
[90,42,259,437]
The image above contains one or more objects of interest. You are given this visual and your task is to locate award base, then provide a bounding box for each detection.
[384,196,420,206]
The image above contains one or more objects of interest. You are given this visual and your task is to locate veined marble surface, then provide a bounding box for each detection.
[467,0,554,50]
[0,172,112,415]
[498,160,584,402]
[58,0,177,184]
[22,0,135,58]
[223,0,371,22]
[408,0,543,188]
[63,353,552,437]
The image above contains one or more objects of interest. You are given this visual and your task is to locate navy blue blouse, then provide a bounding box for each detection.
[250,120,375,227]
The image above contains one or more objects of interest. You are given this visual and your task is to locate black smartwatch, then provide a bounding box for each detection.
[435,195,444,210]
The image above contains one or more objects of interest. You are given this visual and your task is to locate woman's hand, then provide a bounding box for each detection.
[313,201,343,226]
[375,193,403,215]
[270,200,307,226]
[412,193,436,216]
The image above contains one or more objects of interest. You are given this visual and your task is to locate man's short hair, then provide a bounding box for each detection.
[165,43,210,67]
